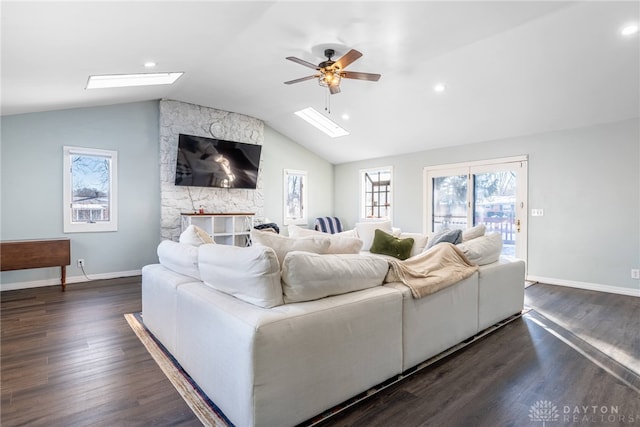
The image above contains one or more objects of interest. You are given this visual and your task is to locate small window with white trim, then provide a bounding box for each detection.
[283,169,307,225]
[360,166,392,221]
[63,146,118,233]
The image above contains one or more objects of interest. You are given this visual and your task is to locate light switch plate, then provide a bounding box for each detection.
[531,209,544,217]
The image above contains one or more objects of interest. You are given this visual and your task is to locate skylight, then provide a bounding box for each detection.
[294,107,349,138]
[86,72,183,89]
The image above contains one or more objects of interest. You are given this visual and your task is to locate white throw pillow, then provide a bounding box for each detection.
[288,224,362,254]
[354,221,393,251]
[198,243,283,308]
[250,229,331,266]
[157,240,201,280]
[288,223,357,238]
[179,225,214,246]
[325,236,363,254]
[287,223,318,238]
[456,232,503,266]
[397,232,429,257]
[462,224,486,242]
[281,252,389,303]
[337,228,358,238]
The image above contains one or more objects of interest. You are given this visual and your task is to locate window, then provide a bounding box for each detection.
[360,167,392,220]
[424,156,528,259]
[283,169,307,225]
[63,146,118,233]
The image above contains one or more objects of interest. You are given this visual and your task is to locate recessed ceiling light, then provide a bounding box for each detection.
[621,23,639,36]
[295,107,349,138]
[144,61,157,68]
[341,113,350,120]
[86,72,183,89]
[434,83,446,93]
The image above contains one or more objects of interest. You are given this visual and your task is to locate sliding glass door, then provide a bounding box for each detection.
[431,167,469,232]
[425,157,528,260]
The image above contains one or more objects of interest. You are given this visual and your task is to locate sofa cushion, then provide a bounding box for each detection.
[426,228,462,250]
[456,232,503,266]
[288,224,363,254]
[370,229,414,260]
[198,243,283,308]
[251,229,332,266]
[462,224,486,242]
[157,240,201,280]
[354,220,394,251]
[179,224,214,246]
[281,251,389,303]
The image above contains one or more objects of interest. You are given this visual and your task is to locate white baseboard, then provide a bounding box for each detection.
[527,275,640,297]
[0,270,142,291]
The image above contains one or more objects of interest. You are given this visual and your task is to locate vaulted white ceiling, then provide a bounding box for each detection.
[2,1,638,164]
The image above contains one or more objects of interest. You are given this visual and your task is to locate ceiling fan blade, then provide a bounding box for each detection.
[286,56,320,70]
[341,71,381,82]
[329,84,341,95]
[284,75,319,85]
[333,49,363,70]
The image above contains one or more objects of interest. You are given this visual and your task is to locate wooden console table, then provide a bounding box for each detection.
[1,239,71,291]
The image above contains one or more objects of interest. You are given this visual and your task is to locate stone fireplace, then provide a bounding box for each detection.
[159,99,264,241]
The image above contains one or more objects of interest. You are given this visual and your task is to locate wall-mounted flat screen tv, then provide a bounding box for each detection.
[174,133,262,189]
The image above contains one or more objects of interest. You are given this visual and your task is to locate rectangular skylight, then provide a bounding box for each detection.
[294,107,349,138]
[86,72,184,89]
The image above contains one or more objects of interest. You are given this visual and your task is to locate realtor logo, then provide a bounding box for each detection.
[530,400,560,426]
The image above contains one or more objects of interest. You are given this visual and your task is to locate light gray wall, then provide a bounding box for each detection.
[1,101,161,287]
[334,118,640,292]
[2,100,636,293]
[262,126,334,233]
[0,101,335,288]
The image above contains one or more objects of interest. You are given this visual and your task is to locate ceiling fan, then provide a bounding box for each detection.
[284,48,381,95]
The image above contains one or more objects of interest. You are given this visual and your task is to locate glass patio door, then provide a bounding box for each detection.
[425,157,528,260]
[430,167,469,232]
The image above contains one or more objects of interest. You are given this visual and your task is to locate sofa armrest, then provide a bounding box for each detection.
[477,257,526,331]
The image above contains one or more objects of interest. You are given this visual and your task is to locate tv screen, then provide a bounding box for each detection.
[174,133,262,189]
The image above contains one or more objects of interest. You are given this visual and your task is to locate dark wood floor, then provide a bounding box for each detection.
[525,283,640,376]
[1,277,201,427]
[2,279,639,427]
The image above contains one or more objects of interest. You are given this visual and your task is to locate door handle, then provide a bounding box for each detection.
[516,219,521,233]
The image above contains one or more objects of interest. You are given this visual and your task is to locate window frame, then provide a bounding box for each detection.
[423,155,528,261]
[359,166,393,221]
[283,169,307,226]
[63,146,118,233]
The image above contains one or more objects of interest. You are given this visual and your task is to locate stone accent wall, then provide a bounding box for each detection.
[159,99,264,241]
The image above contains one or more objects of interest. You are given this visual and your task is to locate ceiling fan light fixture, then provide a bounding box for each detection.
[295,107,349,138]
[318,70,341,88]
[285,48,380,94]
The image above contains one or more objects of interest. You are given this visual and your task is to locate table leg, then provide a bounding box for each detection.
[61,265,66,292]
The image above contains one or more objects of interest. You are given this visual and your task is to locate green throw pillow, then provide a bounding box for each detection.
[370,229,414,260]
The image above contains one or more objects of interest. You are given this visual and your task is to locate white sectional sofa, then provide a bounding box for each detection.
[142,228,525,427]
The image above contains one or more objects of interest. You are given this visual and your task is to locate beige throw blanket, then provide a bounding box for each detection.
[385,243,479,298]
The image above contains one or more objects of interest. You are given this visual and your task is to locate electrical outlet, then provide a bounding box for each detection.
[77,259,85,268]
[632,269,640,280]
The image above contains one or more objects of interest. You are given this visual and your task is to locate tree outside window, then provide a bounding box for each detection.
[63,146,118,232]
[283,169,307,225]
